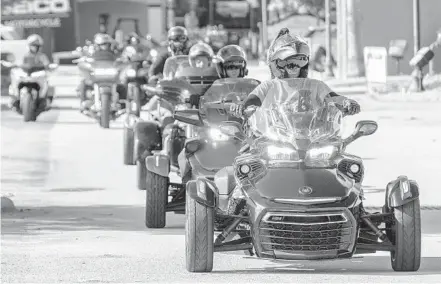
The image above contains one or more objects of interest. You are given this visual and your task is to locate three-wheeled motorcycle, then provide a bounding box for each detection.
[183,78,421,273]
[120,46,154,165]
[145,77,261,228]
[140,56,222,226]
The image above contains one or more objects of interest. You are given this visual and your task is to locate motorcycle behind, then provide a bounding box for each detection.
[184,78,421,273]
[75,57,123,128]
[120,46,154,165]
[144,77,260,228]
[2,61,58,122]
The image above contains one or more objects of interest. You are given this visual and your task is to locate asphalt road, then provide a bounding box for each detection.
[1,68,441,283]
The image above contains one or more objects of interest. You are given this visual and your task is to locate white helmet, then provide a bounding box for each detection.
[267,28,311,79]
[27,34,44,47]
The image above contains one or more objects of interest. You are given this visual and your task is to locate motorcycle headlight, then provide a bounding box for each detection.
[93,68,118,76]
[305,145,338,167]
[208,128,230,141]
[150,49,158,58]
[126,69,137,78]
[266,145,299,160]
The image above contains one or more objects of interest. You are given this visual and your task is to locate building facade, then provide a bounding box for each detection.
[1,0,166,59]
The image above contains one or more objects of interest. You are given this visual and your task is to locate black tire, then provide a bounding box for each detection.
[123,127,135,165]
[185,188,214,272]
[145,170,168,228]
[390,198,421,271]
[137,160,147,190]
[21,92,35,122]
[100,93,111,128]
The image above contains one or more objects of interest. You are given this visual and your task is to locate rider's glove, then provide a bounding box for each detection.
[229,103,244,118]
[148,75,159,85]
[343,99,361,116]
[188,94,200,108]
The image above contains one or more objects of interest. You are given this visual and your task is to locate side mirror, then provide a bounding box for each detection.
[355,120,378,136]
[343,120,378,148]
[174,109,203,126]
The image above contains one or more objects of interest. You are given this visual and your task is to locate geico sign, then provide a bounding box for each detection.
[2,0,71,16]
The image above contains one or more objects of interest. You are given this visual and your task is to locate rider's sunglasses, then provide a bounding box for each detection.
[169,35,187,42]
[276,56,309,69]
[224,61,245,70]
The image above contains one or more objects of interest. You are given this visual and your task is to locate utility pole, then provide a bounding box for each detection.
[324,0,334,77]
[412,0,423,91]
[209,0,215,26]
[261,0,268,54]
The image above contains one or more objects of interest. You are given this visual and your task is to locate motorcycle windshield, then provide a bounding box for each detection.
[248,78,343,150]
[200,78,261,124]
[202,78,260,104]
[163,55,190,79]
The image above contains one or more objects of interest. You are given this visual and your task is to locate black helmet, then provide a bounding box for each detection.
[216,45,248,78]
[167,26,189,56]
[188,42,214,68]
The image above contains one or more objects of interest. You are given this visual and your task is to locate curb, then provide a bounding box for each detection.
[1,196,16,213]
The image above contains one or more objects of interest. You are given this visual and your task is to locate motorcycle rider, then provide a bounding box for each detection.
[215,45,248,78]
[148,26,192,84]
[188,42,215,69]
[7,34,54,111]
[230,28,360,117]
[78,33,126,111]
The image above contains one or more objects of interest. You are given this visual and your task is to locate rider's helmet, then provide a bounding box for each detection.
[216,45,248,78]
[94,33,113,51]
[267,28,310,79]
[167,26,190,56]
[27,34,44,54]
[188,42,214,68]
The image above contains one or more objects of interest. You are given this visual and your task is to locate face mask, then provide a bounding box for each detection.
[285,66,300,78]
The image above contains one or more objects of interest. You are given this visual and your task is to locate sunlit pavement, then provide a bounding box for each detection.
[1,66,441,283]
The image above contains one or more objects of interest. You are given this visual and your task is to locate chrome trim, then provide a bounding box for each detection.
[272,197,343,205]
[262,211,348,225]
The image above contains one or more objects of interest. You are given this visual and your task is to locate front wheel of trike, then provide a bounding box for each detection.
[145,169,168,228]
[390,198,421,272]
[185,188,214,273]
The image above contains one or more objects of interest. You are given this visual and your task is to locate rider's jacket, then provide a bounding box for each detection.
[244,78,346,109]
[21,52,50,68]
[148,49,170,78]
[90,49,118,61]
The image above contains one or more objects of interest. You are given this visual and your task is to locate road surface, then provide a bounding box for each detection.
[1,67,441,283]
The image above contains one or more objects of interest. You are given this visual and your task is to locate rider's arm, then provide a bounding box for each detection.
[148,50,168,77]
[242,80,271,108]
[39,54,51,69]
[325,92,349,105]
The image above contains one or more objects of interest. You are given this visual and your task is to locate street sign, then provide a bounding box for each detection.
[1,0,72,28]
[363,46,388,93]
[363,46,387,84]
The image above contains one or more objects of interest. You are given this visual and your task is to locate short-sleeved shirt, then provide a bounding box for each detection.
[21,52,50,68]
[248,78,337,107]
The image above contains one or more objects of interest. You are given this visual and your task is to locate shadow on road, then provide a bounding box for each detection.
[1,205,185,235]
[212,256,441,276]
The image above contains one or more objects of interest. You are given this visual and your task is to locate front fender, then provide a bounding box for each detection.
[146,154,170,177]
[134,121,162,151]
[186,178,217,208]
[386,175,420,208]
